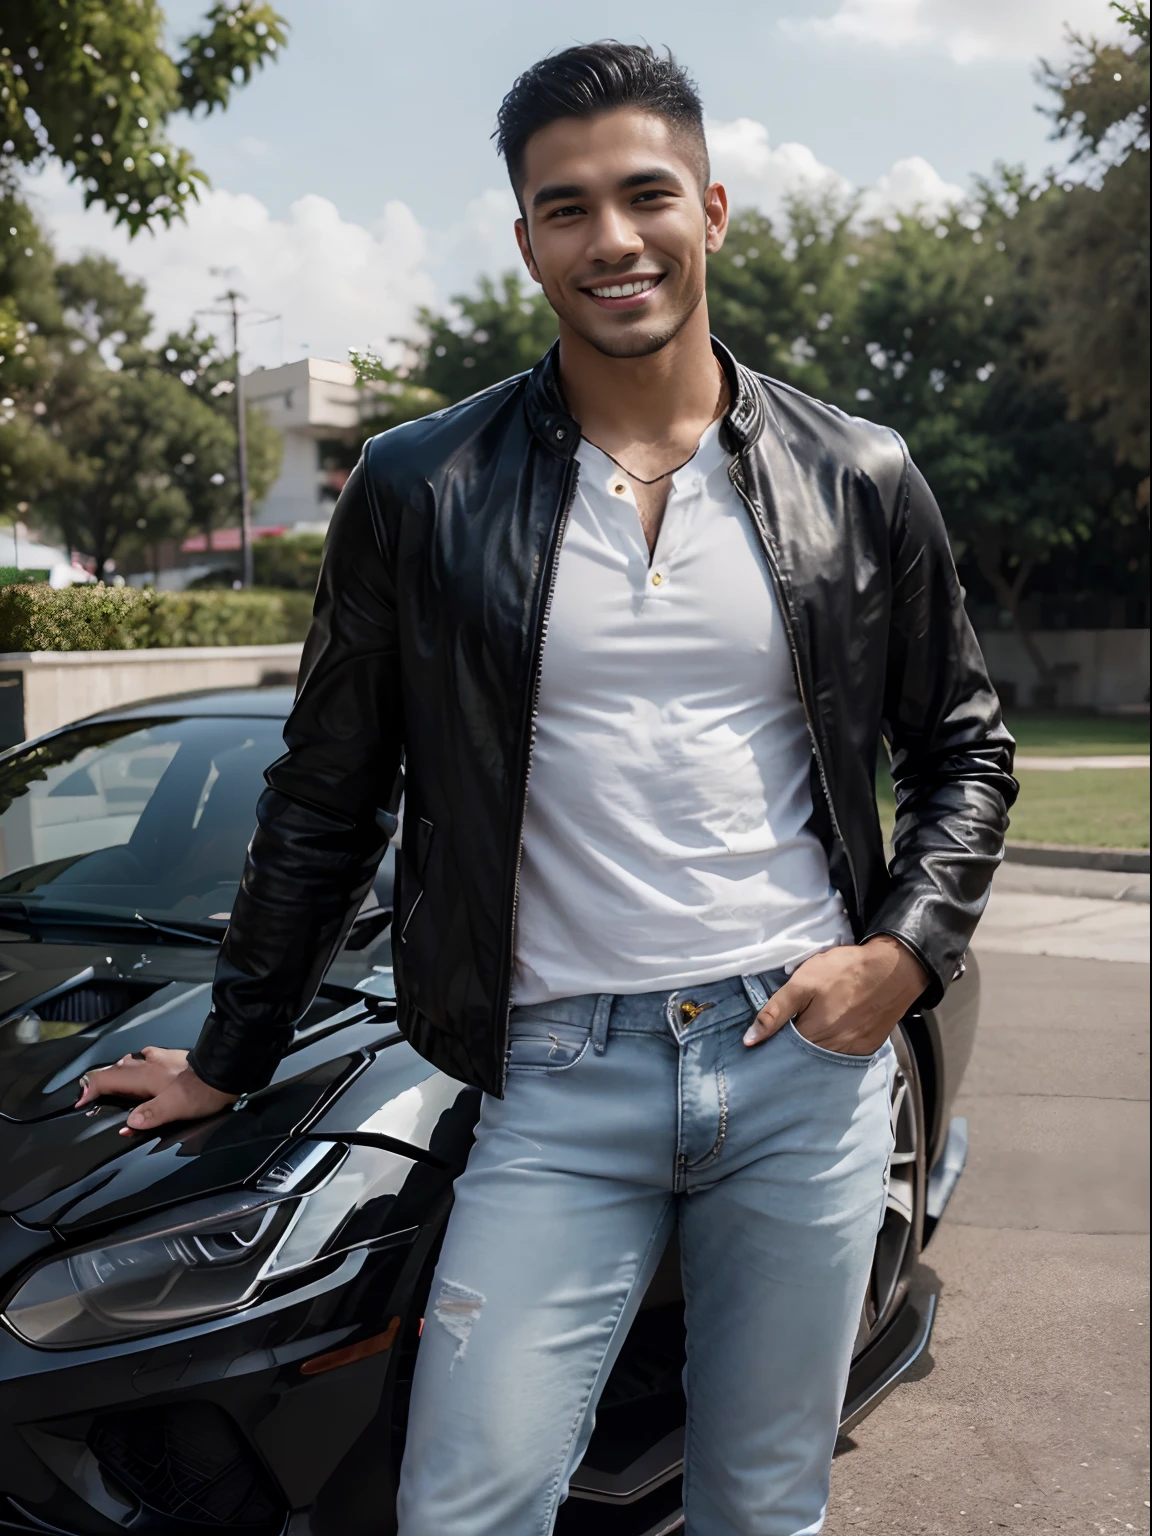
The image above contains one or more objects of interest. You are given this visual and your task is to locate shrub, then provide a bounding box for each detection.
[0,583,314,651]
[186,533,326,593]
[255,533,325,592]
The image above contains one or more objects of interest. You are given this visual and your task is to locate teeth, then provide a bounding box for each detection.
[590,278,657,299]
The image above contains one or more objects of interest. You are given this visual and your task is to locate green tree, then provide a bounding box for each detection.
[347,349,448,436]
[708,179,1133,687]
[36,373,200,580]
[1,0,288,559]
[845,188,1122,685]
[350,271,556,441]
[707,194,864,400]
[0,185,63,526]
[17,251,276,579]
[1,0,287,235]
[30,255,190,575]
[1032,2,1150,486]
[152,322,281,548]
[411,272,557,402]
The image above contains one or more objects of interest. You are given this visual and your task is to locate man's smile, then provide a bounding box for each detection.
[580,273,666,309]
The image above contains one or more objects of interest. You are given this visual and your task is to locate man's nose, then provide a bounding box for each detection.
[584,206,644,267]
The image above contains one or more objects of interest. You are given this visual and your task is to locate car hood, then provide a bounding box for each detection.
[0,935,466,1240]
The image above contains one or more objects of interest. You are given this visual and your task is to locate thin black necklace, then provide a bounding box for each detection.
[583,438,703,485]
[582,363,728,486]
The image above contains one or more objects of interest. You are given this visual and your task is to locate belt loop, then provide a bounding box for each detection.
[741,973,769,1011]
[591,995,613,1055]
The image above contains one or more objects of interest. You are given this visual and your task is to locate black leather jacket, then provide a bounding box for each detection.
[188,341,1017,1098]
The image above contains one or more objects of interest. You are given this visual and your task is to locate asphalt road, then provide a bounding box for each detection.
[826,891,1150,1535]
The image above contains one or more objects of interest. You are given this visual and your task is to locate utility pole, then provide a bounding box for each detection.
[220,288,253,589]
[200,273,278,590]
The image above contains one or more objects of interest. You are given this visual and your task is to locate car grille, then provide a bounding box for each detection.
[87,1402,285,1532]
[33,980,159,1025]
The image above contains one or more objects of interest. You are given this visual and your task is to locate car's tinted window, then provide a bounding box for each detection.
[0,716,283,923]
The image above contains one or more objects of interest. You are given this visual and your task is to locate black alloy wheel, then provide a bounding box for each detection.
[856,1023,926,1350]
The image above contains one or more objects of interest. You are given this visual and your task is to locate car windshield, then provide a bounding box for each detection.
[0,715,284,925]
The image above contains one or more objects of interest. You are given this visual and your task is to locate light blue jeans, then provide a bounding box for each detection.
[397,970,896,1536]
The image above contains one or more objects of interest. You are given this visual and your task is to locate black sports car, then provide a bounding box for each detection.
[0,687,976,1536]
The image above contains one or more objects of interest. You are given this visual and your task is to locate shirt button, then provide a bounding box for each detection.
[614,482,627,495]
[651,572,663,586]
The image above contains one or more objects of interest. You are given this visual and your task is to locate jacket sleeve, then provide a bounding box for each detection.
[188,454,402,1094]
[863,446,1018,1007]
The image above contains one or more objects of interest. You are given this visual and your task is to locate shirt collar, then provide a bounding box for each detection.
[575,415,731,494]
[525,337,767,458]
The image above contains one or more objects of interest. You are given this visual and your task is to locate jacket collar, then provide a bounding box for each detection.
[524,336,767,458]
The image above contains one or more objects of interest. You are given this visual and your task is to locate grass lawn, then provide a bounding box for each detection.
[1006,712,1150,756]
[876,754,1150,850]
[1007,768,1149,848]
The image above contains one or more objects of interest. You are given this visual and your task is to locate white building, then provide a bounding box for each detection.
[241,357,370,530]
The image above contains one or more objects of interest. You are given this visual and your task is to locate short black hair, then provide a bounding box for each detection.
[495,42,709,206]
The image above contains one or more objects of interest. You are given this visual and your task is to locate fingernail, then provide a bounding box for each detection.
[743,1028,758,1045]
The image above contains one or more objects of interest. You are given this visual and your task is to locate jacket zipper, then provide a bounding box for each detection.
[728,459,861,919]
[499,457,580,1090]
[399,888,423,942]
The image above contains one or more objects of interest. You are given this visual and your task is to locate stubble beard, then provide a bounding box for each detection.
[548,273,704,361]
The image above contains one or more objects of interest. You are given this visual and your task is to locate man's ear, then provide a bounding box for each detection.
[515,218,543,284]
[704,181,729,254]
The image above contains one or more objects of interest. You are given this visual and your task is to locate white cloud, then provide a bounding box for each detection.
[707,117,852,224]
[22,164,511,370]
[854,155,964,224]
[707,118,963,229]
[781,0,1122,66]
[429,186,526,303]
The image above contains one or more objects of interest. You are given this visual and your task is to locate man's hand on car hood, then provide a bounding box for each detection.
[75,1047,239,1135]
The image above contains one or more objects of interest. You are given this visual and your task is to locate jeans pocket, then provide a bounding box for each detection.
[505,1016,591,1073]
[784,1021,881,1068]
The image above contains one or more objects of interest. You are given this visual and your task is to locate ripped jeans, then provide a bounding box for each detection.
[396,970,896,1536]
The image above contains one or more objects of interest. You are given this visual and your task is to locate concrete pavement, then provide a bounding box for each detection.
[826,886,1150,1534]
[992,865,1149,905]
[1013,756,1150,770]
[975,882,1149,964]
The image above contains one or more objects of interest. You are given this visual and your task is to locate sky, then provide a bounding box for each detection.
[23,0,1122,371]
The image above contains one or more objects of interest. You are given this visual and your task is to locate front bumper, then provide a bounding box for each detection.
[0,1227,431,1536]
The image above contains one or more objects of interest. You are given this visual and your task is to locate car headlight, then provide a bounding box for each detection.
[4,1139,416,1348]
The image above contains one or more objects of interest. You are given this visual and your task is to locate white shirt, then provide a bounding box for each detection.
[511,419,852,1005]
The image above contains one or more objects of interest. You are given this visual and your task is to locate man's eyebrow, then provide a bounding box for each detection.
[532,182,585,209]
[531,166,686,209]
[620,166,685,191]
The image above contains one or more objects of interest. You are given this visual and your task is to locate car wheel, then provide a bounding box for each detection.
[857,1023,926,1348]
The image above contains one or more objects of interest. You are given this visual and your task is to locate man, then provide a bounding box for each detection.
[79,42,1017,1536]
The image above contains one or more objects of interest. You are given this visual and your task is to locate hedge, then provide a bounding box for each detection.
[0,583,315,651]
[187,532,325,593]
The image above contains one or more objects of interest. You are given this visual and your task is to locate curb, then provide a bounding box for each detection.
[1005,841,1150,875]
